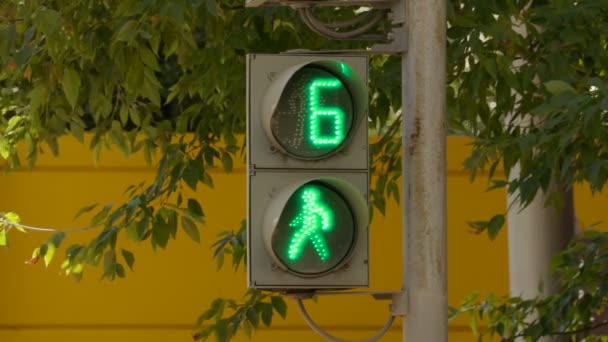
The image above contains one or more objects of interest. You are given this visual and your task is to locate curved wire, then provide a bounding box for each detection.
[298,8,388,40]
[323,10,376,29]
[302,8,386,39]
[295,298,396,342]
[0,218,102,233]
[298,11,386,41]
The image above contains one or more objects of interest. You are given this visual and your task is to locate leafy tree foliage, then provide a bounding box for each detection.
[447,0,608,340]
[450,0,608,221]
[0,0,398,340]
[1,0,607,340]
[453,231,608,341]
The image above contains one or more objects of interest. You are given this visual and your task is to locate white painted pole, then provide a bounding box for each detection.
[401,0,448,340]
[508,170,575,342]
[506,10,575,340]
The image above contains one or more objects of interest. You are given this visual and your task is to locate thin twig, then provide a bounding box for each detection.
[511,320,608,339]
[0,217,102,233]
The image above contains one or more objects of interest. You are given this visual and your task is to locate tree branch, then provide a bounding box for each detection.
[511,319,608,340]
[549,320,608,338]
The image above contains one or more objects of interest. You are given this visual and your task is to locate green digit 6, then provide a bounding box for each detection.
[308,78,346,146]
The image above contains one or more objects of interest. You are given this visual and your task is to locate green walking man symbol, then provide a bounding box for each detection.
[287,187,334,262]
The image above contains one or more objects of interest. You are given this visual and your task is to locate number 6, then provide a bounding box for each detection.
[308,78,346,147]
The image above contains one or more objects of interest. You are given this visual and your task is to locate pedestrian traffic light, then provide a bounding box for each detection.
[247,54,369,290]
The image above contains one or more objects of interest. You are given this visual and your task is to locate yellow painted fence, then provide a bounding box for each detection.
[1,136,606,342]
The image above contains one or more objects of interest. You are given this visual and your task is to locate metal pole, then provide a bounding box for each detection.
[506,15,575,342]
[508,174,575,342]
[401,0,447,340]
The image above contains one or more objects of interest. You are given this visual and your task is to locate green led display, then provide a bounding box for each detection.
[272,181,356,276]
[270,66,354,159]
[308,79,345,147]
[287,187,334,261]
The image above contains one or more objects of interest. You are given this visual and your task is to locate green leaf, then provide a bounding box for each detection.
[115,20,138,42]
[91,204,112,226]
[115,263,126,278]
[526,323,543,340]
[28,84,48,111]
[181,216,200,243]
[48,232,66,248]
[588,160,601,187]
[200,172,214,189]
[139,46,160,71]
[187,199,204,220]
[115,0,146,16]
[4,212,20,224]
[62,68,81,109]
[166,209,178,239]
[141,72,161,107]
[246,307,259,328]
[35,8,61,35]
[193,326,214,341]
[44,243,56,267]
[467,220,488,232]
[271,296,287,319]
[214,298,225,320]
[261,303,273,326]
[0,229,7,247]
[152,217,171,249]
[544,80,576,95]
[242,320,252,338]
[215,251,224,270]
[214,320,227,342]
[7,116,22,131]
[495,322,504,336]
[15,46,34,67]
[4,212,24,233]
[232,246,244,271]
[121,249,135,271]
[92,228,118,253]
[487,214,505,240]
[119,106,129,125]
[74,203,98,220]
[183,163,199,191]
[103,250,117,278]
[30,247,41,261]
[221,152,233,173]
[110,122,130,157]
[0,140,10,159]
[125,221,144,241]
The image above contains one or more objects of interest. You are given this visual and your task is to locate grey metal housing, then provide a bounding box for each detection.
[246,54,370,290]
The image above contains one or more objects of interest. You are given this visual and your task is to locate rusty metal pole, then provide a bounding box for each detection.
[401,0,448,340]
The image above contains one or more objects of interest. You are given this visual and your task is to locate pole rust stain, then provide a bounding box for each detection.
[407,117,421,156]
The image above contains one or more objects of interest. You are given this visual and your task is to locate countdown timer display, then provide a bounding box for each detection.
[269,66,355,160]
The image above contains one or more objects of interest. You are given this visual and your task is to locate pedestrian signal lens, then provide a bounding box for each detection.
[271,181,356,276]
[270,66,354,160]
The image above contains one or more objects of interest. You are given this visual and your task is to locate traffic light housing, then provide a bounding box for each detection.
[247,54,369,291]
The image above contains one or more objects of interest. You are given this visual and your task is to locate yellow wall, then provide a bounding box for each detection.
[0,136,606,342]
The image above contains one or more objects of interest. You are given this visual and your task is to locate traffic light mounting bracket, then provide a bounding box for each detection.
[245,0,406,53]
